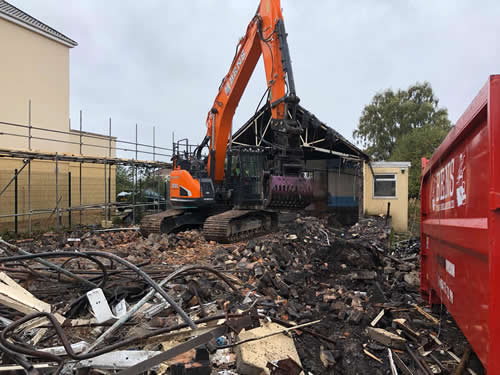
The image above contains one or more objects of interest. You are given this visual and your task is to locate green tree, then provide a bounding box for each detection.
[116,165,134,193]
[140,172,167,196]
[353,82,451,160]
[390,125,450,198]
[116,166,167,195]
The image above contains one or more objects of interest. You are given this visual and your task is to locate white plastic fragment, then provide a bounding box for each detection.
[87,288,118,323]
[113,299,128,318]
[76,350,161,370]
[40,341,89,356]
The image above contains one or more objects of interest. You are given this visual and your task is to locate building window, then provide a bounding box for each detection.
[373,174,396,198]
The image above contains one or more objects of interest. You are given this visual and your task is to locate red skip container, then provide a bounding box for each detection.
[420,75,500,373]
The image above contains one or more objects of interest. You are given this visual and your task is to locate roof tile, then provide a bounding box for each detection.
[0,0,77,47]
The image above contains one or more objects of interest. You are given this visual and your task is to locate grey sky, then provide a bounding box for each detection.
[13,0,500,161]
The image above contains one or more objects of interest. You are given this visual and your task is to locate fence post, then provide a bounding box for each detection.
[79,110,83,226]
[68,172,72,228]
[104,162,107,223]
[28,160,31,234]
[14,168,18,235]
[55,154,60,230]
[108,165,112,221]
[132,163,136,224]
[164,181,168,210]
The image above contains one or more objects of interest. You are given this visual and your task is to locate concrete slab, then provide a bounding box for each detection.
[235,321,303,375]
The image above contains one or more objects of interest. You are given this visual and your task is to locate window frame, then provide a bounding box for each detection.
[373,173,397,199]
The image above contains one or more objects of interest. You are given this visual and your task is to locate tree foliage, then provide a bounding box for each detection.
[116,165,167,195]
[353,82,451,160]
[116,165,134,193]
[390,126,450,198]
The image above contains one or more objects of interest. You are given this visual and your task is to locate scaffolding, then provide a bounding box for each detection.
[0,108,174,235]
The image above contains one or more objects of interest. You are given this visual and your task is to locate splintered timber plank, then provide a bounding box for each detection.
[413,304,439,325]
[366,327,406,350]
[0,272,65,345]
[371,309,385,327]
[0,272,51,314]
[364,349,383,364]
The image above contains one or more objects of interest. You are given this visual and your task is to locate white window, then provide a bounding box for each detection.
[373,174,396,198]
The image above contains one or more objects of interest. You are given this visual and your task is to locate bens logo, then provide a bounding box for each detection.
[431,158,455,212]
[456,153,466,207]
[224,49,246,96]
[430,152,467,212]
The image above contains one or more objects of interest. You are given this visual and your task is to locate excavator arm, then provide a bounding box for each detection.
[206,0,298,183]
[143,0,312,240]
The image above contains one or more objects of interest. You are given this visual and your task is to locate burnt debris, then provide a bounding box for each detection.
[0,215,483,374]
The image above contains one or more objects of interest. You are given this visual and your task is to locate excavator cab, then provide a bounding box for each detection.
[169,139,215,209]
[225,147,266,207]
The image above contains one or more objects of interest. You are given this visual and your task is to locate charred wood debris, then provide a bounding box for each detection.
[0,215,482,375]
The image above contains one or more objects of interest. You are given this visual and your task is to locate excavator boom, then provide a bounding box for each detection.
[206,0,298,182]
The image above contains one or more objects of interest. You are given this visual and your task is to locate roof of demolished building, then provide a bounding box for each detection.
[232,104,370,161]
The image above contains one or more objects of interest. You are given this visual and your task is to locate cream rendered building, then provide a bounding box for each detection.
[363,161,411,232]
[0,1,115,231]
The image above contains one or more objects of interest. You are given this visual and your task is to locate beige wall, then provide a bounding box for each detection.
[68,131,117,158]
[0,158,116,232]
[0,17,70,152]
[0,18,117,232]
[363,162,410,232]
[0,17,116,158]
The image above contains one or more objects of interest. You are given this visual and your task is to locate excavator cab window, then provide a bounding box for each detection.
[225,153,241,177]
[233,155,241,176]
[239,152,264,177]
[231,150,266,206]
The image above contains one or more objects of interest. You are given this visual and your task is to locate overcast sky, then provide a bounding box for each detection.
[14,0,500,161]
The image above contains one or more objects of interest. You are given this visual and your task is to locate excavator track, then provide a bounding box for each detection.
[140,208,223,236]
[202,209,278,243]
[139,210,184,236]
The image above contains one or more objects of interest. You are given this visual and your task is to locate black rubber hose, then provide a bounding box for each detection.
[1,252,108,290]
[0,251,196,330]
[0,341,42,375]
[0,312,243,362]
[0,240,100,290]
[56,254,108,290]
[166,264,240,292]
[0,262,242,368]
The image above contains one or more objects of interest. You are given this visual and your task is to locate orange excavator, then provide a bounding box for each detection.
[140,0,313,242]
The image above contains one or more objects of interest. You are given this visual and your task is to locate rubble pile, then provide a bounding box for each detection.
[207,216,476,374]
[80,229,211,264]
[0,215,483,374]
[25,228,213,266]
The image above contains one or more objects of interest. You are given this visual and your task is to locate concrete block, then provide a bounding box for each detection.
[101,220,113,229]
[235,321,302,375]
